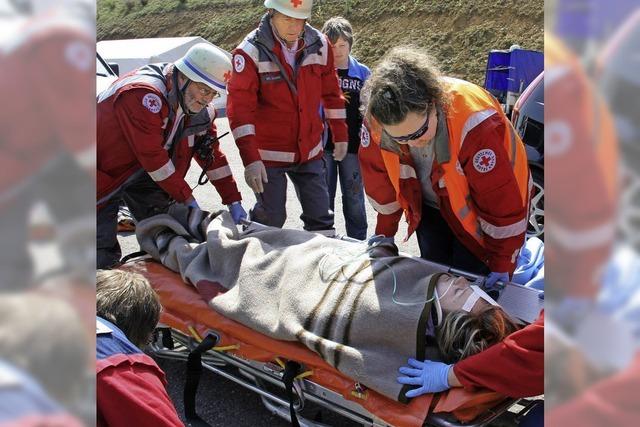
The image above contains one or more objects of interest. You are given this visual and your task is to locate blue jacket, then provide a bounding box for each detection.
[346,55,371,82]
[96,316,143,363]
[323,55,371,153]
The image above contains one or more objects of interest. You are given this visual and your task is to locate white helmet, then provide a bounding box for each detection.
[264,0,313,20]
[174,43,232,92]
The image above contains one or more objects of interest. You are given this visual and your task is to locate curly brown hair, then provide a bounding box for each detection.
[361,45,451,125]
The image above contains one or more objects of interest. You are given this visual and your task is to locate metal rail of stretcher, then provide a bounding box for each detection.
[149,327,526,427]
[145,220,542,426]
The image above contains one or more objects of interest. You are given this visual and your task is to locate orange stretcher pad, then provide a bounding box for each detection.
[123,260,506,427]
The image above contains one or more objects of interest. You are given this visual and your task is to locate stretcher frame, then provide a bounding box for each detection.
[149,325,526,427]
[140,222,543,426]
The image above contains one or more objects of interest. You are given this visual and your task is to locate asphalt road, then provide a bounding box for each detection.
[117,117,421,258]
[155,356,364,427]
[117,117,421,426]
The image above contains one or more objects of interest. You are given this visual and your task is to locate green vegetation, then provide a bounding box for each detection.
[97,0,543,84]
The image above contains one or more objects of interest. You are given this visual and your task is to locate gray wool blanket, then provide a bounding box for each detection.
[136,205,448,401]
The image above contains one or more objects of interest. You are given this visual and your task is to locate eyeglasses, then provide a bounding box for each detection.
[194,83,220,99]
[384,108,432,144]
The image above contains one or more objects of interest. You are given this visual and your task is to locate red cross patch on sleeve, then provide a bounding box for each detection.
[472,149,497,173]
[142,93,162,114]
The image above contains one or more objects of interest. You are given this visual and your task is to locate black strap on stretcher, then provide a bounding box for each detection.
[119,250,148,264]
[184,334,218,427]
[282,361,302,427]
[182,333,302,427]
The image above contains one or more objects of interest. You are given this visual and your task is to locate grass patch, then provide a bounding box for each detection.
[97,0,543,84]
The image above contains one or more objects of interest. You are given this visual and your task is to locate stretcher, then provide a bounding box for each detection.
[120,240,542,427]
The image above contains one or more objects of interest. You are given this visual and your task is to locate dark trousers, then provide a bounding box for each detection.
[97,172,172,269]
[251,158,334,232]
[415,204,489,275]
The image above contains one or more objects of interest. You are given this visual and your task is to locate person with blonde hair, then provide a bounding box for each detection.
[359,46,531,286]
[96,269,183,427]
[437,306,518,364]
[425,273,519,365]
[397,270,543,399]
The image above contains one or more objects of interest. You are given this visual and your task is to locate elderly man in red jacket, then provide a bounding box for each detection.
[227,0,348,235]
[97,43,246,269]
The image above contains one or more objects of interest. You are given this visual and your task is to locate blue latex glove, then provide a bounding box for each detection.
[397,358,452,397]
[367,234,395,246]
[485,271,510,289]
[186,199,200,210]
[228,202,247,224]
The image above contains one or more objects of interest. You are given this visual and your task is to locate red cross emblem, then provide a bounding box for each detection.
[290,0,302,8]
[472,149,496,173]
[223,70,231,83]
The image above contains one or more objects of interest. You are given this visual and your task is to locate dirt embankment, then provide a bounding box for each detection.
[97,0,543,85]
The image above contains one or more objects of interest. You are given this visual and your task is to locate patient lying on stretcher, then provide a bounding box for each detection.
[429,273,518,364]
[135,206,520,401]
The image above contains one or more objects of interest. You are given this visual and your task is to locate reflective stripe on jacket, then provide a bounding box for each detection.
[227,13,348,167]
[360,78,531,273]
[97,64,241,206]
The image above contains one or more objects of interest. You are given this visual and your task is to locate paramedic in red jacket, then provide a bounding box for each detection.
[97,43,246,269]
[359,46,531,285]
[227,0,349,234]
[96,269,183,427]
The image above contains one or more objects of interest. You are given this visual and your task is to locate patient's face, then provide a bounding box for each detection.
[435,274,490,314]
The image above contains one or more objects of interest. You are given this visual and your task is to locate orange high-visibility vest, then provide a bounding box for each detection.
[372,78,531,248]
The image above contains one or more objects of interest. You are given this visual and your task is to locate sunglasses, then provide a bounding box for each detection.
[384,108,432,144]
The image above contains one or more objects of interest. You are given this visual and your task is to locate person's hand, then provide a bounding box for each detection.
[228,202,248,224]
[485,271,510,289]
[333,142,348,161]
[244,161,268,193]
[397,358,452,397]
[185,198,200,210]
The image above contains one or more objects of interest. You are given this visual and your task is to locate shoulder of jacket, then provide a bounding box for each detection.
[348,56,371,80]
[236,34,260,64]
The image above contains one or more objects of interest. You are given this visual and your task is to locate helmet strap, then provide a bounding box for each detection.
[268,10,306,50]
[173,71,197,116]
